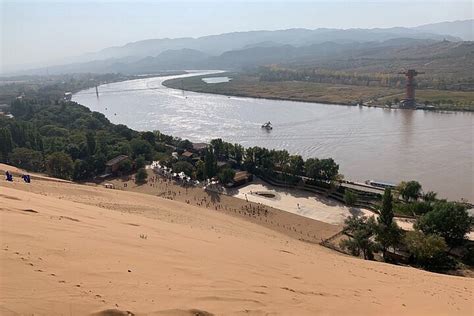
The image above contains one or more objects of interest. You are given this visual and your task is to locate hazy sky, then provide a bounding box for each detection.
[1,0,472,69]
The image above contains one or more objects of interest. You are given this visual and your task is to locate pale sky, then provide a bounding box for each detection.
[1,0,473,70]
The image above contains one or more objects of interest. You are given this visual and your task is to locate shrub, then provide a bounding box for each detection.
[404,231,454,270]
[416,202,472,247]
[9,147,44,172]
[45,152,73,180]
[135,155,146,169]
[135,168,148,184]
[343,189,358,206]
[217,168,236,185]
[172,161,195,176]
[341,216,378,260]
[397,180,422,202]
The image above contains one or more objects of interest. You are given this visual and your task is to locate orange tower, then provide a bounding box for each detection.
[398,69,424,107]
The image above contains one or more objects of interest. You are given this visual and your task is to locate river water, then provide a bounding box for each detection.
[73,71,473,202]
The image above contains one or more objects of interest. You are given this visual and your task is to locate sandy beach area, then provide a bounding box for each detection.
[232,179,374,225]
[106,170,341,243]
[1,165,473,315]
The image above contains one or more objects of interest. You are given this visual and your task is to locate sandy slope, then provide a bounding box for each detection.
[0,177,473,315]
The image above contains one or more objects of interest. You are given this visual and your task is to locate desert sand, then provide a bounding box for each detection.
[0,166,473,315]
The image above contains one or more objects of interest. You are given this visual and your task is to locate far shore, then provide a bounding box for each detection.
[162,73,474,112]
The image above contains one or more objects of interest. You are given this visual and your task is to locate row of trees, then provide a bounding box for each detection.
[341,188,472,271]
[258,66,474,92]
[157,137,339,188]
[204,138,339,183]
[0,98,192,180]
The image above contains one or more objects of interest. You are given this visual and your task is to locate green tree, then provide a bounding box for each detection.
[135,155,146,169]
[243,147,256,172]
[340,216,378,260]
[141,131,156,145]
[379,188,394,226]
[177,139,193,151]
[375,222,401,261]
[135,168,148,184]
[0,127,13,162]
[423,191,437,202]
[376,189,401,260]
[217,168,236,185]
[92,154,107,174]
[305,158,321,180]
[398,180,422,202]
[73,159,91,181]
[411,201,434,215]
[204,147,217,179]
[405,231,448,270]
[319,158,339,181]
[85,131,96,156]
[195,160,205,180]
[9,147,44,172]
[210,138,224,159]
[118,158,132,173]
[287,155,304,177]
[95,131,108,155]
[117,142,132,156]
[344,189,358,206]
[305,157,339,181]
[415,202,472,247]
[172,161,195,175]
[231,143,244,164]
[130,138,152,160]
[45,152,74,180]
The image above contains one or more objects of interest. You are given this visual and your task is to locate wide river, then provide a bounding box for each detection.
[74,71,473,202]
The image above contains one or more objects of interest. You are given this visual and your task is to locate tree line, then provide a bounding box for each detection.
[258,66,474,92]
[341,184,472,272]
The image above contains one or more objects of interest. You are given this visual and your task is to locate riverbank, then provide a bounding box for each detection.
[163,73,474,112]
[73,73,474,202]
[2,165,473,315]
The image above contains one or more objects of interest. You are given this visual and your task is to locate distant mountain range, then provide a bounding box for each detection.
[414,20,473,41]
[8,19,473,75]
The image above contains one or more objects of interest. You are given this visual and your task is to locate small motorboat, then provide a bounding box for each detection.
[261,121,273,130]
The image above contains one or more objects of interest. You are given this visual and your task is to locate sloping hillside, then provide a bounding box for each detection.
[1,169,473,315]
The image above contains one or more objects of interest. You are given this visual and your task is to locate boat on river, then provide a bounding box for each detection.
[261,121,273,130]
[365,180,397,189]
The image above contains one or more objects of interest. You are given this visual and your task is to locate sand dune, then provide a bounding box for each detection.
[0,173,473,315]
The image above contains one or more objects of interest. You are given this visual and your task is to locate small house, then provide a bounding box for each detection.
[64,92,73,101]
[191,142,208,154]
[232,171,253,187]
[181,151,194,159]
[105,155,129,174]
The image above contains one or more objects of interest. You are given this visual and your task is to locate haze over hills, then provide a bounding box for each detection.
[4,19,473,76]
[414,19,474,41]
